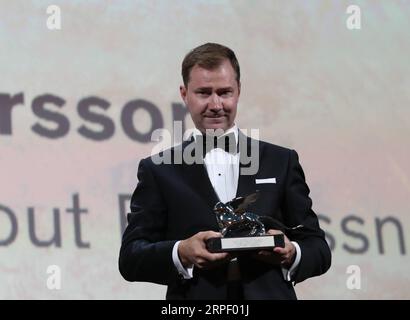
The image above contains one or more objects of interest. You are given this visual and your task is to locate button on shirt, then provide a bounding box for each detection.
[171,124,301,281]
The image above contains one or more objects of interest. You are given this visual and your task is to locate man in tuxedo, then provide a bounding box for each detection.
[119,43,331,299]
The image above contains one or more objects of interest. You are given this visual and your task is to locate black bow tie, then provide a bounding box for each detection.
[195,132,238,155]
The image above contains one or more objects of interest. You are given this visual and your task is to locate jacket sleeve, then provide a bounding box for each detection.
[118,158,177,285]
[282,149,332,283]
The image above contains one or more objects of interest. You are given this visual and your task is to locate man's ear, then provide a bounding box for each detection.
[238,82,241,96]
[180,85,187,104]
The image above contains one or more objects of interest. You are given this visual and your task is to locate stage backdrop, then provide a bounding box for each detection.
[1,0,409,299]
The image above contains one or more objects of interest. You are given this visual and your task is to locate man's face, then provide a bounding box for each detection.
[180,59,240,133]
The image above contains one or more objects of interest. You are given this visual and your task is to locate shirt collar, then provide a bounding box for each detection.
[192,124,238,143]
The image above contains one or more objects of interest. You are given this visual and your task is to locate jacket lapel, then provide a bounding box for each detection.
[235,130,263,198]
[181,138,220,213]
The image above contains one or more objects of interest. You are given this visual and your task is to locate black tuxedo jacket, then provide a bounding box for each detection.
[119,132,331,299]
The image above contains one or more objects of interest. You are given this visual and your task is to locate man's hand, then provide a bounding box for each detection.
[253,229,296,268]
[178,231,233,269]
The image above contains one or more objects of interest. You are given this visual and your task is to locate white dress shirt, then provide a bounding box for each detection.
[172,124,301,281]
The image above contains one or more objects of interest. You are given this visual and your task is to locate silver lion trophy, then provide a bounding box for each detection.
[205,192,285,253]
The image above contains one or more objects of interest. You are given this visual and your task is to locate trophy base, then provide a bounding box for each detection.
[206,234,285,253]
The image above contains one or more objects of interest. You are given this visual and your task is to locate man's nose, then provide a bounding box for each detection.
[209,93,222,111]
